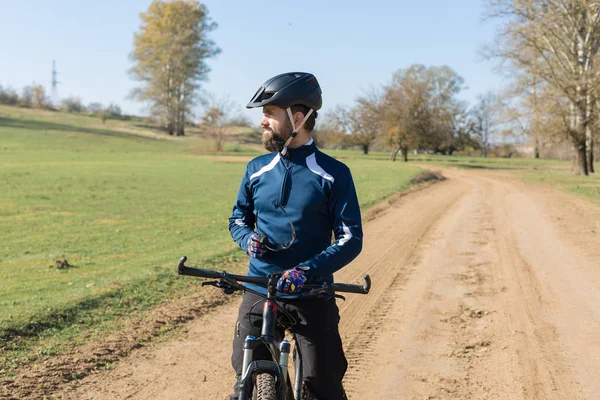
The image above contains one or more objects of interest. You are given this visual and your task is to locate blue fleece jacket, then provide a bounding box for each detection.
[228,139,363,292]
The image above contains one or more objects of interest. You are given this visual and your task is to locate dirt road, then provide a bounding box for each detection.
[59,168,600,400]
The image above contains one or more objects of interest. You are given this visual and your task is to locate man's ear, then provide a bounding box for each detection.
[294,111,305,126]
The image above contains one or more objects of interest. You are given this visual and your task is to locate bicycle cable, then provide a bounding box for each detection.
[247,297,298,331]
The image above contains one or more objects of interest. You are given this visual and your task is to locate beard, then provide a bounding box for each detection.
[262,118,293,153]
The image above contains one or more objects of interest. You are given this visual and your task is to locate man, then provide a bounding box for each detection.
[228,72,363,399]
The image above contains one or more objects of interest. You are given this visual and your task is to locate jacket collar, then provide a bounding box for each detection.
[283,138,316,161]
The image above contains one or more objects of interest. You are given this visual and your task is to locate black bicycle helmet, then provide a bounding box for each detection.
[246,72,322,111]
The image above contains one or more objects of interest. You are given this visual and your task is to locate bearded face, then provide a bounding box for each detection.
[261,106,294,153]
[262,116,293,152]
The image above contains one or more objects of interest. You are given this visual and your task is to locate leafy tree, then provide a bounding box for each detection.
[129,0,220,136]
[423,68,468,155]
[382,65,466,161]
[434,109,479,155]
[31,84,49,109]
[106,103,122,117]
[101,103,122,124]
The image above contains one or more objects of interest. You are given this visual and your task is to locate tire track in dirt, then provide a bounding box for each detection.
[335,178,469,392]
[345,170,596,400]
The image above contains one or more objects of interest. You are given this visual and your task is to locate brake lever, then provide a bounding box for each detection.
[202,279,237,294]
[306,286,330,295]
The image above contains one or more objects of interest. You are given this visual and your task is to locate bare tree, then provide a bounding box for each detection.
[487,0,600,174]
[199,95,240,152]
[330,90,383,155]
[312,113,346,149]
[472,92,500,157]
[502,67,572,159]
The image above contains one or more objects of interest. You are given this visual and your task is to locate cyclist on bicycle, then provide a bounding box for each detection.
[228,72,363,399]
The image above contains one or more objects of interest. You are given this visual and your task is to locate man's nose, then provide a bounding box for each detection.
[260,117,269,127]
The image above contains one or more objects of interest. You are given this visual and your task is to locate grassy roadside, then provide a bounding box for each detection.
[0,106,425,378]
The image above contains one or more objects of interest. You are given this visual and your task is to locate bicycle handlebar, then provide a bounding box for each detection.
[177,256,371,295]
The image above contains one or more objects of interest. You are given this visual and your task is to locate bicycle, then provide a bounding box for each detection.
[177,256,371,400]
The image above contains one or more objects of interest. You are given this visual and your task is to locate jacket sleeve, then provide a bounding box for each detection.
[228,167,255,250]
[297,168,363,278]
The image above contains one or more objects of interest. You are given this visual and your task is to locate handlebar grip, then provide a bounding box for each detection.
[330,274,371,294]
[177,256,269,285]
[177,256,221,279]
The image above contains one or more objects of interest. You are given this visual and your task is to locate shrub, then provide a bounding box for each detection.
[0,85,19,105]
[61,97,83,112]
[410,170,446,184]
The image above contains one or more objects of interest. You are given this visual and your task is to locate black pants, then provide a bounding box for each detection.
[231,292,348,400]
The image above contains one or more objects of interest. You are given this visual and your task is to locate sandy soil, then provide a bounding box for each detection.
[48,168,600,399]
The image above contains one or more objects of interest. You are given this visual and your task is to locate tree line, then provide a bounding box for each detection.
[0,84,126,122]
[316,65,498,162]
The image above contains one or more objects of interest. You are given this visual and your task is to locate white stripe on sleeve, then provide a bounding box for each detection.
[306,153,334,183]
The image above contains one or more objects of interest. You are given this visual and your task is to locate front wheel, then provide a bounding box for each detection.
[253,373,277,400]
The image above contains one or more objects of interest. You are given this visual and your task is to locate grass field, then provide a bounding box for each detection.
[0,105,422,371]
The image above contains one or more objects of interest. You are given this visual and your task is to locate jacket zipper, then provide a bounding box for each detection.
[278,156,292,208]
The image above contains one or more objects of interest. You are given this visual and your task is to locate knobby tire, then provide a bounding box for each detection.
[254,373,277,400]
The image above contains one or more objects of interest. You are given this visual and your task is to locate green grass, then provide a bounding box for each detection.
[340,158,422,208]
[0,105,425,372]
[409,153,565,170]
[522,168,600,205]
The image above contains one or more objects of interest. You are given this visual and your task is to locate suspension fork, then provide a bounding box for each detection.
[241,276,294,399]
[241,288,279,379]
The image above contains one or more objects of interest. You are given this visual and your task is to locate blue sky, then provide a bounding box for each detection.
[0,0,505,121]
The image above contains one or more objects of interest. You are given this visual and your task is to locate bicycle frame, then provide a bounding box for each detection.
[237,276,296,400]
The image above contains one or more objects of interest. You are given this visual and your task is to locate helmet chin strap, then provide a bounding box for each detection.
[280,107,314,156]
